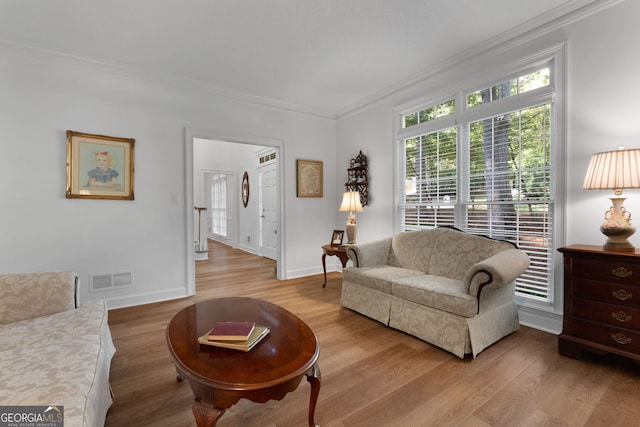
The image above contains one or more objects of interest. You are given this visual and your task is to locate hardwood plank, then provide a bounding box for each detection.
[534,356,615,426]
[104,240,640,427]
[583,356,640,427]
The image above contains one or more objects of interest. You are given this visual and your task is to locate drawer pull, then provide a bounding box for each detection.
[612,289,633,300]
[611,333,632,345]
[611,311,632,323]
[612,267,632,278]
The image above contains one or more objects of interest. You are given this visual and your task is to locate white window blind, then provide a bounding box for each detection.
[402,127,457,229]
[464,103,552,301]
[398,63,555,302]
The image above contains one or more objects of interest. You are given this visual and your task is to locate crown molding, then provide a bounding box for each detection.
[335,0,623,120]
[0,0,622,122]
[0,37,337,120]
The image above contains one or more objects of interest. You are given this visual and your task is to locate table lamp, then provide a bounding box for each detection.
[583,148,640,252]
[339,191,363,244]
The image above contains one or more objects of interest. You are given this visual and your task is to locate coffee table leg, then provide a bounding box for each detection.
[306,363,321,427]
[192,399,225,427]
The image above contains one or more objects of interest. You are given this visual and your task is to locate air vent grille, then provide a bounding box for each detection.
[90,271,133,292]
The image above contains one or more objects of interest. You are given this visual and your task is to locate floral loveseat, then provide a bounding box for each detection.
[340,227,530,358]
[0,271,115,426]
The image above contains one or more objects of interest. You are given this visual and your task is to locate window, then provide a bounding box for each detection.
[398,62,555,303]
[466,67,550,109]
[210,174,227,237]
[402,127,457,229]
[403,99,455,128]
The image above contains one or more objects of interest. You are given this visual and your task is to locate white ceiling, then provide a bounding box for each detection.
[0,0,600,115]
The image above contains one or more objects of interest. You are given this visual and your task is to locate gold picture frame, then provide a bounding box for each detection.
[66,130,135,200]
[296,159,323,198]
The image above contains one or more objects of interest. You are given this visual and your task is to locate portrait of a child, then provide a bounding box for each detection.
[86,151,119,187]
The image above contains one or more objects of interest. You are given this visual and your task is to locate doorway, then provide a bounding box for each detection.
[184,129,285,295]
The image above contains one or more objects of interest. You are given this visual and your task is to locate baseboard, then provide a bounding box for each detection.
[105,287,191,310]
[285,266,323,280]
[517,305,562,335]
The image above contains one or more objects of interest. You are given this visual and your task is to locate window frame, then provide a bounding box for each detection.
[394,44,566,311]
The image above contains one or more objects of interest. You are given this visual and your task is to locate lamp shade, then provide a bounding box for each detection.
[583,148,640,191]
[339,191,363,212]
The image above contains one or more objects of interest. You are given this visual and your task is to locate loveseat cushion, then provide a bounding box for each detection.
[426,228,514,280]
[0,271,77,325]
[343,266,425,294]
[391,275,478,318]
[387,230,436,272]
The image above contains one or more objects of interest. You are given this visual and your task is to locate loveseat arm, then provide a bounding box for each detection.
[346,237,392,267]
[465,249,530,298]
[0,270,78,325]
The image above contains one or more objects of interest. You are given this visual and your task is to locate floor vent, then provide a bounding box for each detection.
[90,271,133,292]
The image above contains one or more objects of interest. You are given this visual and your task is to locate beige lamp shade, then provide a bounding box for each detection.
[583,148,640,193]
[339,191,364,213]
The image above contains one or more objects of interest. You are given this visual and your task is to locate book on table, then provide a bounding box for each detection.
[198,325,270,352]
[207,321,256,341]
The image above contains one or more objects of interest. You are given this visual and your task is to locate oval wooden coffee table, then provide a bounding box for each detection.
[166,297,321,427]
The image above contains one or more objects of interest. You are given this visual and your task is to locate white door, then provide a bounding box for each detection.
[259,160,278,260]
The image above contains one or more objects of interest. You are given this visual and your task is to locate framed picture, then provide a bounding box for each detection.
[296,159,323,197]
[242,171,250,207]
[331,230,344,246]
[66,130,135,200]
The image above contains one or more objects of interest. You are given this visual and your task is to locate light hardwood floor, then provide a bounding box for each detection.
[105,241,640,427]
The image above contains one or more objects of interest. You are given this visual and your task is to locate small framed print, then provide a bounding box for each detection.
[330,230,344,246]
[242,171,250,207]
[66,130,135,200]
[296,159,323,198]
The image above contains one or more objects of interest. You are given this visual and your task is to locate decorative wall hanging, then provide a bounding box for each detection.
[345,150,368,206]
[242,171,250,207]
[66,130,135,200]
[296,159,323,197]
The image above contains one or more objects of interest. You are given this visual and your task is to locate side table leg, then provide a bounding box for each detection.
[339,254,349,268]
[322,252,327,287]
[306,363,321,427]
[192,399,225,427]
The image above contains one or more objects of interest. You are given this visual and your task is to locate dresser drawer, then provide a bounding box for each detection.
[568,318,640,354]
[572,277,640,309]
[569,256,639,285]
[572,298,640,330]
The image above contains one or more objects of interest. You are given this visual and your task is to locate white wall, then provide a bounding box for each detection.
[0,45,337,308]
[335,0,640,333]
[564,1,640,247]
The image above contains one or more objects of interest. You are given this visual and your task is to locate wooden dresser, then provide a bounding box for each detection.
[558,244,640,361]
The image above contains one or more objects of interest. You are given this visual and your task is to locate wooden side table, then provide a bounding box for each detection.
[321,244,349,287]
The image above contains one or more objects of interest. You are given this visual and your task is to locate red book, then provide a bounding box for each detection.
[207,322,256,341]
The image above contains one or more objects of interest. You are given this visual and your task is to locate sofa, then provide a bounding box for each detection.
[340,227,530,358]
[0,271,116,426]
